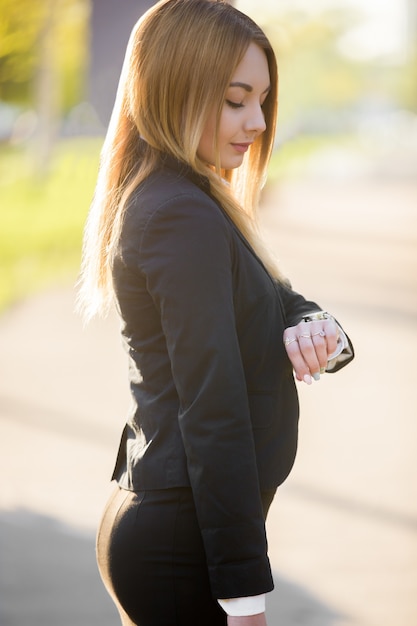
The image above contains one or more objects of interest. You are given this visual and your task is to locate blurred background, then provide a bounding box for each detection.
[0,1,416,625]
[0,0,416,310]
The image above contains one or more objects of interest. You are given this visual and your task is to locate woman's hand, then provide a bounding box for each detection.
[227,613,267,626]
[283,318,338,384]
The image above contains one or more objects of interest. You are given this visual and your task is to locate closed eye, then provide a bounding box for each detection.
[226,100,244,109]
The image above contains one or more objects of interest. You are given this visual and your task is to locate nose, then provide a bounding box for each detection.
[244,103,266,136]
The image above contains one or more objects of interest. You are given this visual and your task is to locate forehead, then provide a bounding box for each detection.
[230,43,270,87]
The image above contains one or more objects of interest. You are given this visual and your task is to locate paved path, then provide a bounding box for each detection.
[0,179,416,625]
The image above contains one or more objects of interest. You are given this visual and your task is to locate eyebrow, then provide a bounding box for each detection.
[229,82,271,94]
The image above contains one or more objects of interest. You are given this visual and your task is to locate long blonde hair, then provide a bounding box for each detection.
[78,0,282,320]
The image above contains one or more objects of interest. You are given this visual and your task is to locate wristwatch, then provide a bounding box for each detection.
[301,311,332,323]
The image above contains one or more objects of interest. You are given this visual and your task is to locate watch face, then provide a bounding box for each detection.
[302,311,331,323]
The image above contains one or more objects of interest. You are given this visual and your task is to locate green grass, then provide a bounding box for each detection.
[0,137,102,312]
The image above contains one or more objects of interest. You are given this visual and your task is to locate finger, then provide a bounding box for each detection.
[309,323,329,372]
[284,334,314,384]
[297,332,321,379]
[321,318,338,355]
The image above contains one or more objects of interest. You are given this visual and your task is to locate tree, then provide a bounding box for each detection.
[0,0,89,174]
[0,0,43,104]
[0,0,88,110]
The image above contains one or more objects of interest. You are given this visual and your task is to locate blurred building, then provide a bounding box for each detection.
[89,0,155,128]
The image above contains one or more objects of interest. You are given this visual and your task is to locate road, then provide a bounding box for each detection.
[0,177,416,626]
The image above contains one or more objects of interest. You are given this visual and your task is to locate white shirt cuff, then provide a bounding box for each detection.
[217,593,266,616]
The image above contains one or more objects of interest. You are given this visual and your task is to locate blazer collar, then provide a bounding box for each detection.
[159,152,212,195]
[137,138,211,195]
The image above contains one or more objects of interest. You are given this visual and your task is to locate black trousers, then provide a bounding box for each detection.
[96,485,275,626]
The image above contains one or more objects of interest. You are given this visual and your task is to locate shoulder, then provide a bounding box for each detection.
[118,168,234,268]
[127,168,222,227]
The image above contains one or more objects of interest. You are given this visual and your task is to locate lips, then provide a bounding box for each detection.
[231,143,252,154]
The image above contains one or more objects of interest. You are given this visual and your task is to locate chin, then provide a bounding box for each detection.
[220,156,245,170]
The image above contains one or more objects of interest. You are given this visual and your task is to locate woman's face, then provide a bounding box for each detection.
[197,42,270,170]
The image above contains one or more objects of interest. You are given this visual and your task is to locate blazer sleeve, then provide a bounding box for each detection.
[277,282,322,326]
[137,192,274,599]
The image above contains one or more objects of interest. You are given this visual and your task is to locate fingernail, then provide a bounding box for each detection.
[303,374,313,385]
[312,372,320,381]
[320,367,326,374]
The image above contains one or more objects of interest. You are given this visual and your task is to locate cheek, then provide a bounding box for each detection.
[217,109,236,144]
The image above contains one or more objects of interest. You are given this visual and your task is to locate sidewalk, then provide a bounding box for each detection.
[0,178,416,625]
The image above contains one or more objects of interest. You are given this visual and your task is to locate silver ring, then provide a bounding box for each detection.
[298,333,311,339]
[311,330,326,337]
[284,336,298,346]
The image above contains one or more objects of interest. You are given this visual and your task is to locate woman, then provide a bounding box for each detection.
[78,1,354,624]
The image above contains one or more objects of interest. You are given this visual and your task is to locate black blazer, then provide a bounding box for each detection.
[111,152,347,599]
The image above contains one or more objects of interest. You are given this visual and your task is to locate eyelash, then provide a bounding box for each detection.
[226,100,244,109]
[225,99,267,110]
